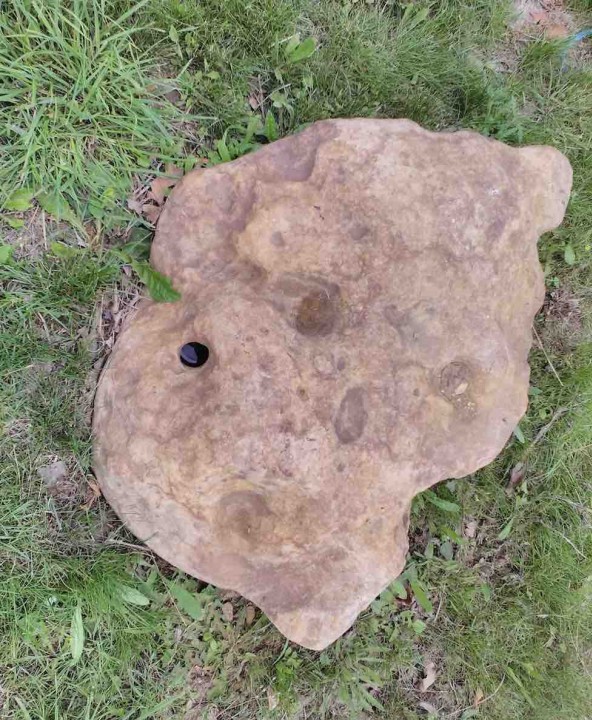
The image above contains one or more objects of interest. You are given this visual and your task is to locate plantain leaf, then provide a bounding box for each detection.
[0,245,14,264]
[216,137,232,163]
[424,490,460,513]
[263,111,278,142]
[166,580,203,621]
[119,585,150,606]
[284,34,301,58]
[498,517,514,541]
[391,578,407,599]
[513,424,526,444]
[286,36,316,63]
[131,260,181,302]
[50,241,82,258]
[412,619,426,635]
[37,191,84,232]
[3,216,25,229]
[245,115,263,143]
[3,188,35,212]
[409,577,433,614]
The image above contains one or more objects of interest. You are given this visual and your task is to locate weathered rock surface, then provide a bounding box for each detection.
[93,119,572,650]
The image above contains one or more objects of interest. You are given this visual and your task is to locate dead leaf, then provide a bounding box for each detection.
[464,519,478,539]
[247,76,264,111]
[188,665,214,697]
[530,10,549,24]
[149,175,180,206]
[80,479,102,510]
[164,88,181,105]
[267,687,278,711]
[419,660,438,692]
[222,602,234,623]
[127,197,144,214]
[245,605,256,625]
[418,700,438,715]
[142,203,162,225]
[165,163,183,179]
[508,461,526,489]
[473,687,485,707]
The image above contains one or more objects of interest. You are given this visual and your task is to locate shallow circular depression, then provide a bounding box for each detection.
[295,290,337,336]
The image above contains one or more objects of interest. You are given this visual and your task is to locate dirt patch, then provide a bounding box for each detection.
[94,280,142,357]
[2,208,85,259]
[126,164,185,227]
[83,278,142,429]
[541,286,584,352]
[184,665,217,719]
[511,0,575,39]
[4,417,33,443]
[491,0,591,74]
[37,456,104,513]
[2,208,47,258]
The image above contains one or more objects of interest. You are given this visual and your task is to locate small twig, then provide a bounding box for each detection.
[506,406,570,485]
[533,325,563,386]
[514,404,568,468]
[97,294,105,341]
[546,525,586,559]
[446,675,506,717]
[41,209,48,250]
[530,406,568,447]
[37,312,51,342]
[273,639,290,666]
[433,595,443,623]
[104,539,154,554]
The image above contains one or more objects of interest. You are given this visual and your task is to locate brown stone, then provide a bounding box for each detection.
[93,119,572,650]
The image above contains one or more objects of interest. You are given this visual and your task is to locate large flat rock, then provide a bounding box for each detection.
[93,119,571,649]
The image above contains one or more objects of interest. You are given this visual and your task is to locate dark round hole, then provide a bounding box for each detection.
[180,342,210,368]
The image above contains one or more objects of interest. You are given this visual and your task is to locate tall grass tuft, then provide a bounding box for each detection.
[0,0,187,214]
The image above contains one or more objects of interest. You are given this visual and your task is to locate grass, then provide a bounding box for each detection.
[1,0,591,718]
[0,0,192,221]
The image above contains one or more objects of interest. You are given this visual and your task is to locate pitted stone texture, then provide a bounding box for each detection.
[93,119,571,650]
